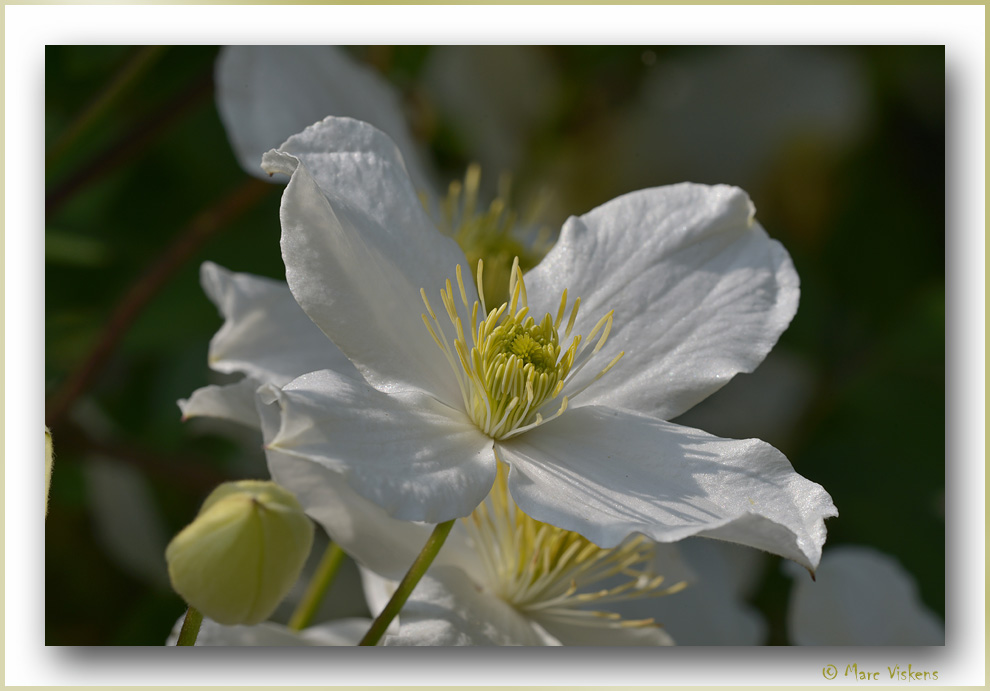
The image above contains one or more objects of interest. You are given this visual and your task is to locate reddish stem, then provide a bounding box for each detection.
[46,178,273,427]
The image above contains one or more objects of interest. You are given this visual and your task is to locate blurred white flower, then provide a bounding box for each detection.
[604,538,769,645]
[786,545,944,645]
[212,45,552,290]
[215,45,433,192]
[368,466,682,646]
[84,456,171,590]
[610,46,869,195]
[216,45,566,199]
[421,46,559,191]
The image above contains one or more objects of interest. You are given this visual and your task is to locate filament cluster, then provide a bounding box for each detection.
[464,463,687,629]
[421,258,623,439]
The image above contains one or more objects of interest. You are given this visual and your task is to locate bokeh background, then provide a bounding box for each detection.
[44,45,944,645]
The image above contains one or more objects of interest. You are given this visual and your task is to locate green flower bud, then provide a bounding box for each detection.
[166,480,314,626]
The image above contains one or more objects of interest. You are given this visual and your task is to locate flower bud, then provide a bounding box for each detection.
[166,480,314,626]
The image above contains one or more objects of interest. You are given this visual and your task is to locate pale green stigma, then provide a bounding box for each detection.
[421,257,624,440]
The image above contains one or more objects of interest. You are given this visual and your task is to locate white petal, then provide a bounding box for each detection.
[165,615,368,646]
[383,566,555,646]
[266,448,427,580]
[787,545,944,645]
[358,567,397,625]
[261,399,479,580]
[497,405,836,571]
[178,379,261,428]
[166,617,299,646]
[262,118,476,407]
[523,183,799,421]
[215,46,433,192]
[608,539,767,645]
[259,394,480,582]
[200,261,355,387]
[264,369,495,523]
[358,564,522,644]
[299,618,373,646]
[530,611,674,646]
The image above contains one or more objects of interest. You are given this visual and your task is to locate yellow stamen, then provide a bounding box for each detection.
[421,257,620,439]
[461,462,686,630]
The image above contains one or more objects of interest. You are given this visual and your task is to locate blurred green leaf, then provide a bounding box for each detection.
[45,231,112,267]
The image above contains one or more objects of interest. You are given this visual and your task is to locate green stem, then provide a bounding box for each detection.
[175,606,203,646]
[46,45,166,167]
[288,542,347,631]
[358,520,455,646]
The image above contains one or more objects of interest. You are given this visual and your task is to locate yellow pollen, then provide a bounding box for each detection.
[463,462,686,627]
[421,257,624,439]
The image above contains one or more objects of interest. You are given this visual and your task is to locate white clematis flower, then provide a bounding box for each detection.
[254,116,835,571]
[178,250,779,646]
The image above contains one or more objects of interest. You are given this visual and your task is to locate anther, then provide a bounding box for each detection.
[421,258,621,439]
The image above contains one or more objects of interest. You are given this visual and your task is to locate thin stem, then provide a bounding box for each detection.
[175,606,203,646]
[46,46,166,167]
[288,542,347,631]
[358,519,455,646]
[45,178,272,428]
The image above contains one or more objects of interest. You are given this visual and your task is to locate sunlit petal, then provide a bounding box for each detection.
[523,184,798,421]
[264,369,495,523]
[498,406,835,570]
[263,118,476,407]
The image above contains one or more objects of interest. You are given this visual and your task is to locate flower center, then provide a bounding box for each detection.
[463,463,686,629]
[420,258,623,439]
